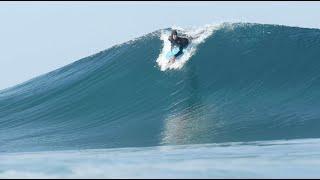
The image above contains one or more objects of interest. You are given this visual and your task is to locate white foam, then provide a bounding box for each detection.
[156,25,218,71]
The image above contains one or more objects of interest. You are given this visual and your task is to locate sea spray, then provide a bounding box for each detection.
[156,25,217,71]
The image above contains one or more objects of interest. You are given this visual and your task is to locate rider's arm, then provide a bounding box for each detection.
[168,36,174,50]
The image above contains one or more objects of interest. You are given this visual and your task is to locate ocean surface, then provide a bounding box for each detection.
[1,138,320,178]
[1,22,320,178]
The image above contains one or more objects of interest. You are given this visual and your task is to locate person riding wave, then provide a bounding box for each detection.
[168,30,190,63]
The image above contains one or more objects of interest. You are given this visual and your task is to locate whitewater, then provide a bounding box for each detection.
[156,24,217,71]
[1,22,320,178]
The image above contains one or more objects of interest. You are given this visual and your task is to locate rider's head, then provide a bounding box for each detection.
[171,30,178,40]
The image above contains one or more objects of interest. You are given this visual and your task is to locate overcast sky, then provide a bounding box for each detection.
[1,1,320,90]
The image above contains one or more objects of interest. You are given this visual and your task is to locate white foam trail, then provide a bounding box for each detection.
[156,25,218,71]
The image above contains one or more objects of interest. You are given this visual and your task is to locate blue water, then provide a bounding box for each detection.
[1,22,320,178]
[1,138,320,178]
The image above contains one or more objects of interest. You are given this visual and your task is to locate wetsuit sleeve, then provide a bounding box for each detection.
[168,36,174,50]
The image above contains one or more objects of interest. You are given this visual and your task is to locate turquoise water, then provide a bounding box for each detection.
[1,22,320,177]
[1,138,320,178]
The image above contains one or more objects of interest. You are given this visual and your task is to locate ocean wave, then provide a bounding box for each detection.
[1,22,320,152]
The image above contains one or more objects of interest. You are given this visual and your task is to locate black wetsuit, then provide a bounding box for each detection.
[168,35,189,58]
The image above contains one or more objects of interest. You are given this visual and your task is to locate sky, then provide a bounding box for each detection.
[1,1,320,90]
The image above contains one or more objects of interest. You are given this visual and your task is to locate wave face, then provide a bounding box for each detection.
[1,23,320,152]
